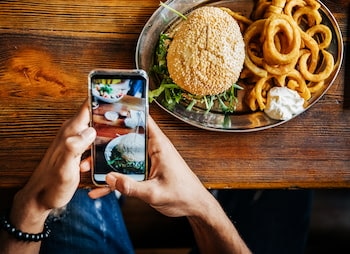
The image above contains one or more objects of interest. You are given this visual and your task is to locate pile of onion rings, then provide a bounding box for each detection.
[224,0,335,112]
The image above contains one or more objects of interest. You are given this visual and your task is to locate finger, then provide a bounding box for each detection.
[71,100,91,126]
[88,187,112,199]
[106,173,152,201]
[80,157,92,172]
[65,127,96,158]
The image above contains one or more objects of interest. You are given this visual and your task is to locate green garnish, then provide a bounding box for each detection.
[108,147,144,174]
[100,84,113,94]
[186,99,197,111]
[159,2,188,20]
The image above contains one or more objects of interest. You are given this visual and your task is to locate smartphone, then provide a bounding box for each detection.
[88,69,149,186]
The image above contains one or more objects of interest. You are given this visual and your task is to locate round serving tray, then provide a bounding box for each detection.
[136,0,343,132]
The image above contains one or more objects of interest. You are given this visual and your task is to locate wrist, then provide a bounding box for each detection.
[187,193,251,254]
[1,213,51,242]
[10,189,51,234]
[190,190,222,219]
[187,191,234,234]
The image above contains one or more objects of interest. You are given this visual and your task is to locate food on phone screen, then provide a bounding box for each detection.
[124,110,145,129]
[92,79,130,103]
[107,133,145,174]
[104,111,119,121]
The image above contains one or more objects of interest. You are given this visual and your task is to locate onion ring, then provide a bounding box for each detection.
[307,24,332,49]
[299,50,334,83]
[263,14,301,65]
[262,56,299,76]
[239,0,335,112]
[284,0,306,17]
[247,76,274,110]
[285,69,311,100]
[293,6,322,27]
[300,30,319,73]
[244,19,268,77]
[307,80,325,93]
[251,0,271,20]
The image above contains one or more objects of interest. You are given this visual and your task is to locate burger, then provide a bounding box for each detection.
[166,6,245,96]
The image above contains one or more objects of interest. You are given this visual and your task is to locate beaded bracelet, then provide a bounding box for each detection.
[0,214,51,242]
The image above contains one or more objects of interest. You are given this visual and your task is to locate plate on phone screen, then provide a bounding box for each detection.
[104,133,146,176]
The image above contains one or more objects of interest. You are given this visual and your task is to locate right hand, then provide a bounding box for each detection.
[89,117,252,254]
[89,117,213,218]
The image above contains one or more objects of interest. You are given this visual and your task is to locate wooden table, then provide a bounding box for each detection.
[0,0,349,190]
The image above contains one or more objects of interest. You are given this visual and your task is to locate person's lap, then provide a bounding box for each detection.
[40,188,134,254]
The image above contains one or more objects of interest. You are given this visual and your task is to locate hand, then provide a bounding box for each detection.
[89,116,251,254]
[11,101,96,229]
[89,117,213,218]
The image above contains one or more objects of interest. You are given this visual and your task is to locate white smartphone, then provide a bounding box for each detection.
[88,69,149,186]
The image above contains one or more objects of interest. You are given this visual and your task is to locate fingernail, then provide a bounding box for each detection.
[83,127,96,140]
[106,173,117,185]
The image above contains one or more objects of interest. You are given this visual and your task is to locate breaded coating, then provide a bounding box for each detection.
[167,6,245,96]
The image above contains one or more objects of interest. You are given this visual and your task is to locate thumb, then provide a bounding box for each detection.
[106,173,150,199]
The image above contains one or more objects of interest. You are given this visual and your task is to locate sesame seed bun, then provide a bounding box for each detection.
[166,6,245,96]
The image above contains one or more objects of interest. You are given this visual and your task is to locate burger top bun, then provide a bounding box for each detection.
[167,6,245,96]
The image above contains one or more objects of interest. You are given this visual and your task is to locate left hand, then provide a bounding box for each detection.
[11,101,96,228]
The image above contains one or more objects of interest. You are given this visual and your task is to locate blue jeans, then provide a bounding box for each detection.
[40,189,134,254]
[216,189,313,254]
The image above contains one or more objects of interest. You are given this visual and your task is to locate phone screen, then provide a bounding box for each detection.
[88,69,148,185]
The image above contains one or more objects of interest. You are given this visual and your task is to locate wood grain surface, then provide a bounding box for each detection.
[0,0,349,190]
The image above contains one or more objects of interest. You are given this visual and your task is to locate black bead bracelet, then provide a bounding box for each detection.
[0,214,51,242]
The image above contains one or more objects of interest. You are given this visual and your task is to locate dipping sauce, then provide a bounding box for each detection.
[264,87,305,120]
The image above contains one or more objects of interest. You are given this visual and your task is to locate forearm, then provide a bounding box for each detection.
[187,194,251,254]
[0,189,51,254]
